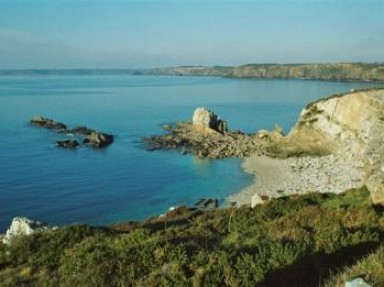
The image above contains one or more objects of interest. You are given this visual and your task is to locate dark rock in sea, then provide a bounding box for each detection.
[30,116,67,131]
[83,131,114,148]
[70,126,95,136]
[56,139,80,149]
[30,116,114,149]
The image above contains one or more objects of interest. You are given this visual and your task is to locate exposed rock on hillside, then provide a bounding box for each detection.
[2,217,54,245]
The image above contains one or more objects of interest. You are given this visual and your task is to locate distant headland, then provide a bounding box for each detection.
[1,62,384,82]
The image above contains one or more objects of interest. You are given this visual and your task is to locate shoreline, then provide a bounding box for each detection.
[228,154,367,207]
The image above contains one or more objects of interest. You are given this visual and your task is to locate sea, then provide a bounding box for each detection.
[0,75,379,231]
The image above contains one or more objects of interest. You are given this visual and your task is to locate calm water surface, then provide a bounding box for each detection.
[0,75,379,231]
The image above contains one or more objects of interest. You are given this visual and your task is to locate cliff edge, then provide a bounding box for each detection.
[283,88,384,203]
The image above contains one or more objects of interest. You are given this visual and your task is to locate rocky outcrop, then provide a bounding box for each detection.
[192,108,228,134]
[2,217,54,245]
[30,116,114,149]
[279,88,384,203]
[142,108,275,158]
[83,132,114,148]
[142,122,267,158]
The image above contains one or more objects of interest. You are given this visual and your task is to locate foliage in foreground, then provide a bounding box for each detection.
[1,186,384,286]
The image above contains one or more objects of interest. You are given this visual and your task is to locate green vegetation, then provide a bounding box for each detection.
[1,187,383,286]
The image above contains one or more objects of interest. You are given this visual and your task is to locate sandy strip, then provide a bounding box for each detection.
[228,154,366,207]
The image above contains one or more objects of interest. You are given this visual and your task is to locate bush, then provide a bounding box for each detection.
[0,189,383,286]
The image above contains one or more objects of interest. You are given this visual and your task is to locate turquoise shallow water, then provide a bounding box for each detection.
[0,75,379,231]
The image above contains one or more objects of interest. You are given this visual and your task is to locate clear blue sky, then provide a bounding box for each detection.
[0,0,383,68]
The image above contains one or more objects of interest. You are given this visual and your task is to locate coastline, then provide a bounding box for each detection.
[228,154,367,206]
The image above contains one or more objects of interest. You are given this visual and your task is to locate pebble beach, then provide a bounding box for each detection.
[229,154,366,206]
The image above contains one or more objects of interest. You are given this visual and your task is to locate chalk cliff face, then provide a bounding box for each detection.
[286,88,384,203]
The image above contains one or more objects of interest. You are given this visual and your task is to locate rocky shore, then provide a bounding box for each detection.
[228,154,365,207]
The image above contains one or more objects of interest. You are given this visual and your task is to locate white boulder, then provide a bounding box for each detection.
[251,194,264,208]
[2,216,52,245]
[345,278,372,287]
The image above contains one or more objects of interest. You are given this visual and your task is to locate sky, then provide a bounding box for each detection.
[0,0,383,69]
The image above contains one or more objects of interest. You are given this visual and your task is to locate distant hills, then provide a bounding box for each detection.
[1,63,384,82]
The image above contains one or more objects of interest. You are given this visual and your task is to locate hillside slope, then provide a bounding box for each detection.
[0,188,383,286]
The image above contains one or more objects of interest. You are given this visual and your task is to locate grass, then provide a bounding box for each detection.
[0,187,383,286]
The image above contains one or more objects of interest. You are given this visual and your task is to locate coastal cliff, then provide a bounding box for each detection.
[2,63,383,82]
[146,63,384,82]
[143,88,384,205]
[237,88,384,206]
[286,88,384,203]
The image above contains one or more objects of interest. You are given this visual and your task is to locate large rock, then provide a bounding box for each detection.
[56,139,80,148]
[251,194,264,208]
[30,116,67,131]
[2,217,52,245]
[192,108,228,134]
[84,131,114,148]
[345,278,372,287]
[285,88,384,203]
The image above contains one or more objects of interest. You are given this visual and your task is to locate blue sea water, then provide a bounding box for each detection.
[0,75,379,231]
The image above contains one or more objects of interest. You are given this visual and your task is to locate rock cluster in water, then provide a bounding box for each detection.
[30,116,114,148]
[142,108,282,158]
